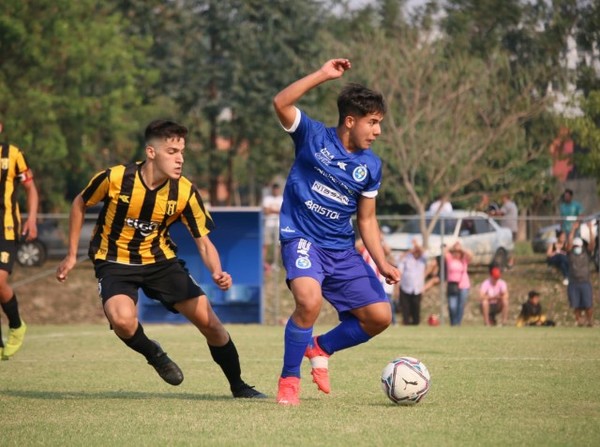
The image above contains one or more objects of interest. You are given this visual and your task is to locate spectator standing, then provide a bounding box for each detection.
[397,239,428,325]
[490,194,518,268]
[444,241,472,326]
[566,221,595,327]
[428,196,453,214]
[476,193,500,214]
[261,182,284,272]
[546,230,569,285]
[559,189,584,235]
[0,121,39,360]
[479,266,509,326]
[516,290,556,327]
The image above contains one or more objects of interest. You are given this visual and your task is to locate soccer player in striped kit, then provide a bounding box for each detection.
[0,121,39,360]
[56,120,265,398]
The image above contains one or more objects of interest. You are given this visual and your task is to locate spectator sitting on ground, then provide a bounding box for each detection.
[546,229,569,286]
[479,265,509,326]
[516,290,556,327]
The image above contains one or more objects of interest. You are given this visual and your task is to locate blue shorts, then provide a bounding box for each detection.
[568,281,593,309]
[281,238,387,316]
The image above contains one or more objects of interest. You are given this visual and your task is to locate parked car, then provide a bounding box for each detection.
[531,223,561,253]
[16,210,99,267]
[383,210,514,268]
[531,213,599,270]
[532,214,599,251]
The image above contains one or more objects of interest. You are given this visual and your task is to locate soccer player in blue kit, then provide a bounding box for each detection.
[273,58,401,405]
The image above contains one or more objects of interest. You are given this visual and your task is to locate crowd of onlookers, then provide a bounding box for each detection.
[262,182,597,328]
[387,189,596,328]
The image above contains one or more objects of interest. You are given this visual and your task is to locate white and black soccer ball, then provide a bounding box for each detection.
[381,356,431,405]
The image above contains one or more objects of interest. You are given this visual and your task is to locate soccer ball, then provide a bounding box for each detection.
[381,356,431,405]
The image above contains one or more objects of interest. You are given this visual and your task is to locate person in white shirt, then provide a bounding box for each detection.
[262,182,284,271]
[428,197,453,214]
[398,239,429,325]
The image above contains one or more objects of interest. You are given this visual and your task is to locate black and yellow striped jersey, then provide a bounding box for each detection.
[81,161,214,265]
[0,142,34,241]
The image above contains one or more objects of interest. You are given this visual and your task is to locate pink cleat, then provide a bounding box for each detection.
[304,337,331,394]
[277,376,300,406]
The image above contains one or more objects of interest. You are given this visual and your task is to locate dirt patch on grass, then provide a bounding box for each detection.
[9,254,599,327]
[11,260,105,325]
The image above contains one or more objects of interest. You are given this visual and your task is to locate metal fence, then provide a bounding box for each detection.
[15,212,600,326]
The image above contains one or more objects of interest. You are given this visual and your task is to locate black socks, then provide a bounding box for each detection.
[118,323,161,363]
[209,336,244,391]
[1,295,22,329]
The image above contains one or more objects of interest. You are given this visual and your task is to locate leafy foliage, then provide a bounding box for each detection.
[564,91,600,181]
[0,0,156,210]
[0,0,597,212]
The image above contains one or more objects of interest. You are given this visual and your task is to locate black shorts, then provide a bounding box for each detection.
[94,259,205,313]
[0,239,18,274]
[480,301,503,320]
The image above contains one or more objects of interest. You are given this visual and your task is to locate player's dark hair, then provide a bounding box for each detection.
[528,290,540,299]
[337,83,386,126]
[145,119,188,144]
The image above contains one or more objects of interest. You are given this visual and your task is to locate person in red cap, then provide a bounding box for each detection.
[478,265,509,326]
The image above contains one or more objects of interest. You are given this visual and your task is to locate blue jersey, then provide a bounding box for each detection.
[279,109,382,250]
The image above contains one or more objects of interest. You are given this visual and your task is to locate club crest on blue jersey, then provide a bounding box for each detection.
[295,256,312,269]
[352,165,368,182]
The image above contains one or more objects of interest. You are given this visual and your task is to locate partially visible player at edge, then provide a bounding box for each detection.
[273,59,401,405]
[55,120,266,398]
[0,121,39,360]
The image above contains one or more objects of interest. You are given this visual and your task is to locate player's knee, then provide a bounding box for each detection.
[377,314,393,331]
[294,298,322,320]
[109,314,138,337]
[365,314,392,335]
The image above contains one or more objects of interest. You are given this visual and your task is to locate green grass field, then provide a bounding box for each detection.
[1,323,599,446]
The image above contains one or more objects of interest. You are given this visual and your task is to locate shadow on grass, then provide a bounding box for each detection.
[0,389,270,402]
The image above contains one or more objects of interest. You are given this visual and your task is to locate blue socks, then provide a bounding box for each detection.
[318,316,372,354]
[281,318,312,378]
[280,315,373,378]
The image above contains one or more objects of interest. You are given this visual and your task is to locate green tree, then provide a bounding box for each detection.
[0,0,156,210]
[345,27,549,247]
[574,0,600,95]
[131,0,327,205]
[564,91,600,182]
[438,0,577,213]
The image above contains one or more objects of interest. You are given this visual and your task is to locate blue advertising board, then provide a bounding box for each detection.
[138,207,263,324]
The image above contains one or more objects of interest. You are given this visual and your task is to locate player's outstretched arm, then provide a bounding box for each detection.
[56,195,86,282]
[273,58,351,129]
[357,196,400,284]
